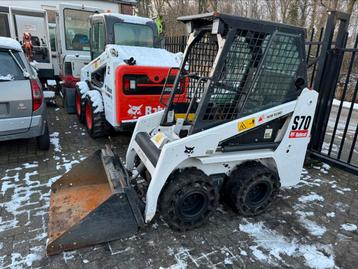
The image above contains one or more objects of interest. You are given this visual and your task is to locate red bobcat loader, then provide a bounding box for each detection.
[74,13,184,137]
[47,13,318,256]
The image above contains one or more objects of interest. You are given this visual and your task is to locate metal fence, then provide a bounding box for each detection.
[164,35,187,53]
[164,11,358,174]
[309,12,358,174]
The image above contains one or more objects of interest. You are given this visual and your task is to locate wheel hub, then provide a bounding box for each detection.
[85,102,93,130]
[177,190,208,220]
[244,179,272,208]
[75,92,81,117]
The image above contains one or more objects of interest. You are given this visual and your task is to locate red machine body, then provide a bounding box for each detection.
[114,65,186,127]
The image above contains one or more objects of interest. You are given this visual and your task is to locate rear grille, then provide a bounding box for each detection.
[123,74,184,95]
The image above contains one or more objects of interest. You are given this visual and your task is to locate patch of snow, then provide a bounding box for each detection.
[340,223,357,232]
[333,98,358,110]
[250,246,268,262]
[163,247,189,269]
[240,250,247,256]
[23,162,38,169]
[321,142,339,155]
[10,245,43,268]
[63,250,77,263]
[326,212,335,218]
[56,160,80,172]
[50,132,61,152]
[224,257,233,265]
[321,163,331,170]
[0,74,14,81]
[296,210,327,237]
[84,90,104,113]
[43,90,55,98]
[298,192,324,203]
[239,222,335,268]
[335,202,349,212]
[83,259,89,264]
[76,81,90,95]
[47,79,57,86]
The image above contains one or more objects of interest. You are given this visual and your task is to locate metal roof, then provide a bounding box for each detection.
[178,12,305,34]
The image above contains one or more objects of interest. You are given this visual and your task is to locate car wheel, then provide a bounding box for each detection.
[84,96,108,138]
[37,122,50,150]
[75,87,85,123]
[159,168,218,231]
[222,162,280,216]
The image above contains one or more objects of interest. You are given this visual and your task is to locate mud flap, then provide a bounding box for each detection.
[46,147,144,256]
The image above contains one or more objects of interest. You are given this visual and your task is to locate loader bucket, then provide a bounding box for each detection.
[46,147,144,256]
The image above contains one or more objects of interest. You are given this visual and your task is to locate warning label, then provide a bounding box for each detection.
[238,118,256,131]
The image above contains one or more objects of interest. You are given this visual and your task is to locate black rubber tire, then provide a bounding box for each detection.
[222,162,280,216]
[159,168,218,231]
[84,95,108,138]
[75,86,85,123]
[37,122,50,150]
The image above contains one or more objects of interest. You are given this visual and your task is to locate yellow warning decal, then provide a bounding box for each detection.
[93,59,100,69]
[175,113,196,122]
[153,132,164,144]
[238,118,256,131]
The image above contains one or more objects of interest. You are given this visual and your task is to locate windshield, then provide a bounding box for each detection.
[14,14,50,63]
[114,23,154,47]
[64,9,94,51]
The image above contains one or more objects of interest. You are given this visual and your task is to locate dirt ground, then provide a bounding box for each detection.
[0,104,358,269]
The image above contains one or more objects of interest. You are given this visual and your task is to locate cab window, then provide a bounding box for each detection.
[64,8,94,51]
[91,22,106,59]
[114,23,154,48]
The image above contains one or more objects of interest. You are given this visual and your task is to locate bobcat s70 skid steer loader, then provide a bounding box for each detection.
[46,12,318,255]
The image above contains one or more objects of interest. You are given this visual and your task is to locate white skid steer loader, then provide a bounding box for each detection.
[46,12,318,255]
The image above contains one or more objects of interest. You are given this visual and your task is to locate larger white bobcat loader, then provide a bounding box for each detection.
[46,12,318,255]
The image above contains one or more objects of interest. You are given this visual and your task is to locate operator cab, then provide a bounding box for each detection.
[90,13,160,60]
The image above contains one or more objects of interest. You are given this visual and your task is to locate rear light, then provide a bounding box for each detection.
[31,79,43,111]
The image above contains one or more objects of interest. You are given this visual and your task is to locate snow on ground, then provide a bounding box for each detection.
[43,91,55,99]
[326,212,336,218]
[239,221,334,269]
[333,98,358,110]
[0,129,88,268]
[341,223,357,232]
[298,192,324,203]
[50,132,61,152]
[47,80,56,86]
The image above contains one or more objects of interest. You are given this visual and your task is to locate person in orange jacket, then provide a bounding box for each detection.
[22,32,33,61]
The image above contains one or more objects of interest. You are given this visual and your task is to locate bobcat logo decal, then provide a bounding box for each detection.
[128,104,143,116]
[184,146,195,154]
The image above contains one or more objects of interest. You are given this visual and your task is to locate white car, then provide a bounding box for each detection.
[0,37,49,150]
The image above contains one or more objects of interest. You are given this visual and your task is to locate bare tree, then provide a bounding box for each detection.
[299,0,310,27]
[279,0,290,23]
[265,0,278,22]
[347,0,357,14]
